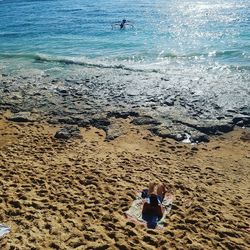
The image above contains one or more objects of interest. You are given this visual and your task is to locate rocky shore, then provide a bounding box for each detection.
[0,73,249,143]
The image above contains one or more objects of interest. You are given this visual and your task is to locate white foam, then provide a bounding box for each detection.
[182,133,192,144]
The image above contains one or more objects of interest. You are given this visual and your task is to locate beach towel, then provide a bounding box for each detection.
[125,191,173,229]
[0,224,10,238]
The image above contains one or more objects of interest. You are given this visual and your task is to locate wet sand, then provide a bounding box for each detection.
[0,115,249,249]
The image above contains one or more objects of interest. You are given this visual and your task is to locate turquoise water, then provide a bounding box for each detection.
[0,0,249,72]
[0,0,249,85]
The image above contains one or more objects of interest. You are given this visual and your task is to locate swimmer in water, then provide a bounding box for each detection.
[112,19,134,30]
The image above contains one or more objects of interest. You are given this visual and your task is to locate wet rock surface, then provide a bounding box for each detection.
[174,118,235,135]
[7,112,37,122]
[107,111,139,119]
[90,118,111,131]
[0,74,249,142]
[131,116,161,126]
[149,124,209,143]
[232,114,250,127]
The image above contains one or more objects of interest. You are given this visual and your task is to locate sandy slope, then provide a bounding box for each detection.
[0,116,249,250]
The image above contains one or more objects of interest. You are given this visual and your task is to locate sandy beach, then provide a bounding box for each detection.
[1,0,250,249]
[0,112,249,249]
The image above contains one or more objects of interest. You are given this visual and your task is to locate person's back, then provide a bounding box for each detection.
[142,194,164,228]
[141,182,167,228]
[142,202,163,218]
[142,193,164,216]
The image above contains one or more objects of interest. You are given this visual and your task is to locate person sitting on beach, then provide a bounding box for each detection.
[142,182,167,228]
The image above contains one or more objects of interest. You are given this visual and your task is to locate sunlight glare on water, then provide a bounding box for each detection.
[0,0,249,76]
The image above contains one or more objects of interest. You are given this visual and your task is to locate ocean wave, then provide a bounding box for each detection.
[0,52,249,74]
[0,53,155,72]
[34,54,149,72]
[212,50,246,58]
[158,50,247,60]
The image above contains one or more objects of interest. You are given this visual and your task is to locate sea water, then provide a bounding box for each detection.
[0,0,249,111]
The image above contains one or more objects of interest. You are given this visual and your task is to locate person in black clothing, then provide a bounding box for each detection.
[112,19,134,30]
[141,182,167,229]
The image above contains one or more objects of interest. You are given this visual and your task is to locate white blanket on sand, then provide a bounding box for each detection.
[0,224,10,237]
[125,193,173,228]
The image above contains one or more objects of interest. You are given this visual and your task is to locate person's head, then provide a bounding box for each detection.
[122,19,126,23]
[149,194,159,207]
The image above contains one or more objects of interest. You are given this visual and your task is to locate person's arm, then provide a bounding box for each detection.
[157,205,164,218]
[157,183,167,202]
[111,22,122,28]
[148,182,157,195]
[126,21,134,28]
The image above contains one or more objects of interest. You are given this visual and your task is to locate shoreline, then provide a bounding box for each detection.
[0,114,249,249]
[0,73,249,144]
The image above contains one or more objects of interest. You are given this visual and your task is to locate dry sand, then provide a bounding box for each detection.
[0,114,249,249]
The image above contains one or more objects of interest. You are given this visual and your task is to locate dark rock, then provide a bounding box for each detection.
[54,126,81,140]
[235,120,244,127]
[90,118,111,131]
[232,114,250,127]
[213,104,221,110]
[227,109,237,113]
[107,111,140,119]
[3,89,9,93]
[198,122,234,134]
[163,96,175,106]
[48,118,60,124]
[224,114,234,118]
[57,115,90,126]
[77,119,90,127]
[150,124,209,143]
[57,117,76,125]
[160,77,169,81]
[190,132,209,143]
[216,116,225,120]
[68,115,90,126]
[175,118,234,135]
[7,112,36,122]
[131,116,161,126]
[49,110,66,117]
[149,127,185,141]
[239,106,250,115]
[57,88,68,94]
